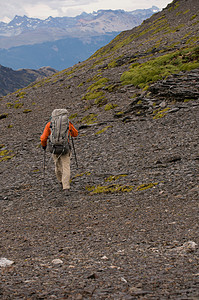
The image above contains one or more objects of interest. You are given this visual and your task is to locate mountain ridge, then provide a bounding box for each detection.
[0,7,159,49]
[0,65,57,97]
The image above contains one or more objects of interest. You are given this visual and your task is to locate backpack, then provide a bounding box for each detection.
[48,109,71,155]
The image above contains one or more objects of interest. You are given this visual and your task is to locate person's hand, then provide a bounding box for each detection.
[42,145,47,150]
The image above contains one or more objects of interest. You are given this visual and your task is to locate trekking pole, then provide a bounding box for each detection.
[71,136,78,169]
[42,148,46,197]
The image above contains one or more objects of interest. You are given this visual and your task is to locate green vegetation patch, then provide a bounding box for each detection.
[16,91,26,98]
[186,36,199,45]
[183,9,190,15]
[0,149,15,162]
[6,102,13,108]
[95,125,112,135]
[121,46,199,89]
[94,96,107,107]
[153,107,170,119]
[168,1,179,11]
[86,74,102,83]
[14,102,24,109]
[86,184,133,194]
[82,91,105,101]
[23,109,32,113]
[105,84,120,92]
[69,113,78,120]
[104,103,118,111]
[107,60,118,68]
[136,182,158,191]
[184,98,195,103]
[191,14,197,21]
[105,174,127,182]
[71,171,91,182]
[73,171,91,178]
[88,78,109,92]
[80,113,98,125]
[90,31,137,58]
[82,76,110,108]
[90,57,109,68]
[114,111,124,117]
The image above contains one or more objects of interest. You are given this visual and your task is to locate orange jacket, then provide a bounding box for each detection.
[40,121,78,147]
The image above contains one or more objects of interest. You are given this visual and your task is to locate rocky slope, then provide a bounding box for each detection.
[0,65,57,96]
[0,0,198,299]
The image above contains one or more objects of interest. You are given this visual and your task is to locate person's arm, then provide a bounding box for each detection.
[40,122,51,147]
[69,122,78,137]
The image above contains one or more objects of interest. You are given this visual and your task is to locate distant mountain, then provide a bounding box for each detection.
[0,8,159,48]
[0,7,159,70]
[0,65,57,96]
[0,33,119,71]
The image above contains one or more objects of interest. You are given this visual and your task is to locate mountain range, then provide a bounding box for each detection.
[0,0,199,298]
[0,7,159,70]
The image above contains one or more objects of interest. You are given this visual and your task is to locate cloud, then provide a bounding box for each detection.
[0,0,171,22]
[0,0,98,21]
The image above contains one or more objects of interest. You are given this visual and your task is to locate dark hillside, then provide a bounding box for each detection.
[0,0,199,299]
[0,65,57,96]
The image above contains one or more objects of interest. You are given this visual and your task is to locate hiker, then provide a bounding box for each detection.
[40,109,78,190]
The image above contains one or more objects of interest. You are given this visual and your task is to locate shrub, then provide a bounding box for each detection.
[121,47,199,89]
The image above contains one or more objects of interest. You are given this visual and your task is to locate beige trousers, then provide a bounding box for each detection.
[52,153,71,189]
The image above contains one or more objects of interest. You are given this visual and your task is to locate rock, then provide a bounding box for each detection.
[129,286,151,295]
[160,101,167,108]
[168,107,180,113]
[87,273,98,279]
[52,259,63,264]
[175,241,197,253]
[166,155,181,163]
[76,294,83,300]
[121,277,128,283]
[0,258,14,267]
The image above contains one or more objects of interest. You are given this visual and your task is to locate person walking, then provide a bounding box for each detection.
[40,109,78,191]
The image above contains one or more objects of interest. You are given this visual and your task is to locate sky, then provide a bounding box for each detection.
[0,0,172,23]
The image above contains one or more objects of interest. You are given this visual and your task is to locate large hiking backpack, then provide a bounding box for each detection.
[48,109,71,155]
